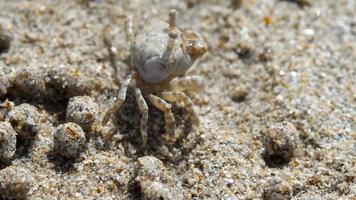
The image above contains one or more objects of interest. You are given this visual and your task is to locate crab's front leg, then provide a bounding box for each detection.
[148,94,176,141]
[169,75,204,92]
[161,91,199,127]
[133,84,149,147]
[102,74,133,125]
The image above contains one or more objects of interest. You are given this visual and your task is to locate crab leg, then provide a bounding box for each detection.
[148,94,176,140]
[169,75,204,92]
[102,74,133,125]
[102,26,120,81]
[161,92,199,127]
[134,87,149,147]
[125,15,134,44]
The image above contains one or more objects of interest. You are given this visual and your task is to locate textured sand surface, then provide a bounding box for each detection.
[0,0,355,199]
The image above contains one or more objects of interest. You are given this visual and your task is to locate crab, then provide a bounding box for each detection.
[102,10,208,146]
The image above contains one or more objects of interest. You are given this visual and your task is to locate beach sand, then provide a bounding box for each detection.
[0,0,355,199]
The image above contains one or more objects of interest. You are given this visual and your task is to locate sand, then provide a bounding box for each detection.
[0,0,355,199]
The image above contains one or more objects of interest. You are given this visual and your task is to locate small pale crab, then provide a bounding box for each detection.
[102,10,208,146]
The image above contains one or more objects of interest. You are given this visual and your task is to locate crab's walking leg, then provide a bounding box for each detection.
[102,26,120,83]
[161,92,199,127]
[169,75,204,92]
[102,74,133,125]
[138,13,148,30]
[134,87,149,146]
[148,94,176,140]
[125,15,134,44]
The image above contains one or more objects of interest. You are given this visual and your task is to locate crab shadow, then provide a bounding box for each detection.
[112,87,200,162]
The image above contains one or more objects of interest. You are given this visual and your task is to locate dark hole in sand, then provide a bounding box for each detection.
[15,136,34,158]
[262,151,292,168]
[0,33,11,54]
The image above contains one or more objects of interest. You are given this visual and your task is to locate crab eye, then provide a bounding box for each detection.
[182,30,208,59]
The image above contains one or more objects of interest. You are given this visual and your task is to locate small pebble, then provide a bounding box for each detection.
[7,103,40,138]
[231,86,248,102]
[54,122,86,158]
[0,73,9,97]
[296,0,312,7]
[235,43,256,63]
[10,66,97,100]
[258,47,273,62]
[263,121,299,167]
[66,96,98,131]
[137,156,167,181]
[302,28,315,36]
[0,166,34,200]
[186,0,200,8]
[0,100,14,121]
[283,0,312,7]
[11,67,47,97]
[262,183,291,200]
[0,121,16,163]
[139,180,177,200]
[45,66,94,98]
[231,0,243,8]
[136,156,183,200]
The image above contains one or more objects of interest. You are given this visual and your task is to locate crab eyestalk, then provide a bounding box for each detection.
[161,10,178,65]
[167,31,177,50]
[166,9,178,51]
[162,31,178,67]
[168,9,176,31]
